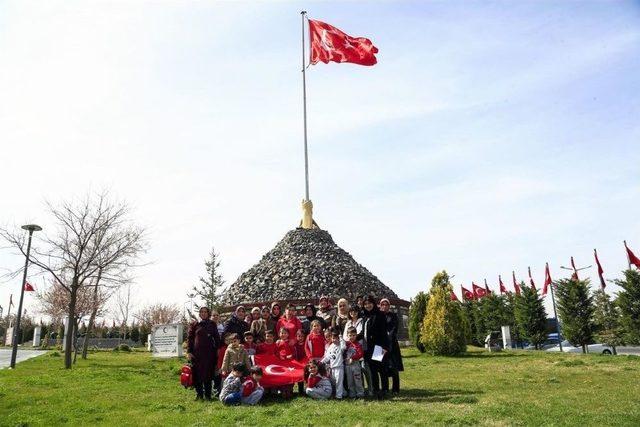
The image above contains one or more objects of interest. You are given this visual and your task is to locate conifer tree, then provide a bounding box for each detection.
[555,278,595,353]
[460,300,476,345]
[192,247,225,311]
[408,291,429,352]
[420,271,467,356]
[514,283,547,349]
[593,289,624,354]
[477,294,510,342]
[615,269,640,345]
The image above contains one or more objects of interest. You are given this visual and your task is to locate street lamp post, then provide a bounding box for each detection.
[10,224,42,369]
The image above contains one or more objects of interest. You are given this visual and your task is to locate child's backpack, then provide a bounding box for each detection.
[180,364,193,389]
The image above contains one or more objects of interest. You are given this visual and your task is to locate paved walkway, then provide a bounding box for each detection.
[0,348,47,368]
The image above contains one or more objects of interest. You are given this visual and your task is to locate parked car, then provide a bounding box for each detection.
[546,340,613,354]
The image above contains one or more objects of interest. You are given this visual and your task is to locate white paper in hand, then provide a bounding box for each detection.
[371,345,384,362]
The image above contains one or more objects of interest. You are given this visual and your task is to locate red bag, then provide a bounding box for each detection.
[180,364,193,389]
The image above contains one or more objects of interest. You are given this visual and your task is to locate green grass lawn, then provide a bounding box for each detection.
[1,347,639,426]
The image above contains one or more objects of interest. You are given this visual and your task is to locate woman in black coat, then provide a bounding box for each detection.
[362,295,390,400]
[379,298,404,394]
[222,306,249,342]
[187,306,221,401]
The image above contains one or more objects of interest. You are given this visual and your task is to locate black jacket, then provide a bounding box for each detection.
[362,307,390,359]
[384,311,404,371]
[222,315,249,342]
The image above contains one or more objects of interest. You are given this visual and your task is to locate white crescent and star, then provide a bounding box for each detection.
[264,364,296,376]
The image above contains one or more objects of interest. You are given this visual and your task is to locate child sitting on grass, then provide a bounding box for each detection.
[241,366,264,405]
[219,363,246,405]
[305,359,332,400]
[221,333,250,376]
[256,330,276,355]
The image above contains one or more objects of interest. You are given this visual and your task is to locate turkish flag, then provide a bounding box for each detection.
[528,267,536,291]
[472,283,486,299]
[309,19,378,66]
[512,271,521,296]
[484,280,492,295]
[625,241,640,270]
[594,249,606,289]
[499,275,508,294]
[450,291,459,302]
[461,285,474,301]
[543,263,552,296]
[24,282,35,292]
[252,354,307,387]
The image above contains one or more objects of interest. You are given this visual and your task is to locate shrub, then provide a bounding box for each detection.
[408,291,429,352]
[114,344,131,352]
[420,271,467,356]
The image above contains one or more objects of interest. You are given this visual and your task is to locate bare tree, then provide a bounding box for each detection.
[114,283,135,341]
[0,192,147,369]
[135,303,181,327]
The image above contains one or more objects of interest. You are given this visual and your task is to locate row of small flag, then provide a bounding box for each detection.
[450,240,640,302]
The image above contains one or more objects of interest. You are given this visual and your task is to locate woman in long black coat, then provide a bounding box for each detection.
[187,306,221,401]
[362,295,390,400]
[379,298,404,394]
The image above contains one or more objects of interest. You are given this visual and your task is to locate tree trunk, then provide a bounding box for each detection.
[64,282,78,369]
[82,268,102,359]
[612,346,617,355]
[582,343,587,354]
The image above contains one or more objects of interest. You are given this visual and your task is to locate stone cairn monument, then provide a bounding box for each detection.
[220,201,410,340]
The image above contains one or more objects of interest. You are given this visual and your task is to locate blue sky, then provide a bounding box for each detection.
[1,1,639,318]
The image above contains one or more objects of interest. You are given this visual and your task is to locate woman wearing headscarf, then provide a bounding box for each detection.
[270,301,282,326]
[276,303,303,346]
[362,295,390,400]
[302,303,326,335]
[250,306,273,343]
[379,298,404,395]
[317,296,335,325]
[331,298,350,336]
[187,306,221,401]
[223,306,250,343]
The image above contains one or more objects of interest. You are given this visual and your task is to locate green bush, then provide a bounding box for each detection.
[113,344,131,352]
[408,291,429,352]
[420,271,467,356]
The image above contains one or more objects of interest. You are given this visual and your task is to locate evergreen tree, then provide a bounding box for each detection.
[478,294,510,337]
[192,247,225,311]
[420,271,467,356]
[593,289,624,354]
[408,291,429,352]
[460,300,475,345]
[615,269,640,345]
[555,278,595,353]
[514,283,547,349]
[130,323,140,343]
[504,293,521,347]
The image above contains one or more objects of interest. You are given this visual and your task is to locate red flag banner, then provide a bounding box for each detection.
[528,267,536,291]
[625,241,640,270]
[472,283,487,299]
[450,291,459,302]
[499,275,508,294]
[461,285,474,301]
[512,271,521,296]
[252,354,307,387]
[543,263,552,296]
[309,19,378,66]
[594,249,606,289]
[24,282,35,292]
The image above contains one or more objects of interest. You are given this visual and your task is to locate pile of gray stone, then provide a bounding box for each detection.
[220,228,398,306]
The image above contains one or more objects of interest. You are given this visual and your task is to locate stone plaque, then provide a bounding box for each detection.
[5,327,13,346]
[33,326,42,347]
[151,323,183,358]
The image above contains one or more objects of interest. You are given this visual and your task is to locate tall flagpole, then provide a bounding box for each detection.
[301,10,310,201]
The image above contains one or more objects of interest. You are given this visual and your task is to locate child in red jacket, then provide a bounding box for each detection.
[344,326,365,398]
[293,329,307,395]
[304,320,326,360]
[241,366,264,405]
[276,328,294,361]
[256,330,276,355]
[304,359,332,400]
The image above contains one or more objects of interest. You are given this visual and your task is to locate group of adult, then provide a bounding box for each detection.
[186,295,404,401]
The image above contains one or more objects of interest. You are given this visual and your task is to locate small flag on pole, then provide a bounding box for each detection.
[594,249,606,289]
[24,281,35,292]
[484,279,492,295]
[450,291,459,302]
[543,263,552,296]
[461,285,474,301]
[473,282,487,299]
[308,19,379,66]
[512,271,521,296]
[499,275,508,294]
[528,266,536,291]
[624,241,640,270]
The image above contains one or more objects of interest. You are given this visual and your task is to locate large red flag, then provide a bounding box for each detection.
[24,282,35,292]
[594,249,606,289]
[512,271,521,296]
[461,285,474,301]
[625,241,640,270]
[472,282,487,299]
[252,354,307,387]
[309,19,378,66]
[528,267,536,291]
[499,275,508,294]
[543,263,552,296]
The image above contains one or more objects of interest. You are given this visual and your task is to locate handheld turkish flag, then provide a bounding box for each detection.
[624,241,640,270]
[512,271,521,296]
[24,282,35,292]
[450,291,459,302]
[253,354,307,387]
[499,275,508,294]
[461,285,474,301]
[472,283,487,299]
[594,249,606,289]
[543,263,552,296]
[528,267,536,291]
[309,19,378,66]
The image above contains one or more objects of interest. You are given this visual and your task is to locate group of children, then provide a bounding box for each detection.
[215,303,369,404]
